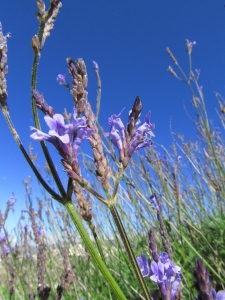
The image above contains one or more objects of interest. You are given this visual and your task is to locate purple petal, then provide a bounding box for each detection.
[136,254,151,278]
[92,60,99,69]
[30,126,56,145]
[170,274,181,300]
[105,127,123,150]
[56,74,66,85]
[217,291,225,300]
[73,128,94,155]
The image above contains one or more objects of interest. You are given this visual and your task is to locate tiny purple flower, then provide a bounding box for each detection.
[105,109,154,158]
[149,194,159,212]
[56,74,66,85]
[127,111,155,157]
[186,40,196,54]
[92,60,99,70]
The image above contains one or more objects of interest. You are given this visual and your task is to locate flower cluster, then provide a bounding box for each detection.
[136,252,181,300]
[30,107,94,159]
[105,102,155,168]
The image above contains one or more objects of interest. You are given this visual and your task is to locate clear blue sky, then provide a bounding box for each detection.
[1,1,225,228]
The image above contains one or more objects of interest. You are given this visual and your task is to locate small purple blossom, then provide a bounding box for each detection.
[56,74,66,85]
[186,39,196,54]
[92,60,99,70]
[105,108,154,159]
[149,194,159,212]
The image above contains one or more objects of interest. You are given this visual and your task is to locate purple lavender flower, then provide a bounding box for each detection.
[127,111,155,157]
[136,254,152,278]
[137,252,181,300]
[150,194,159,212]
[30,107,91,157]
[186,39,196,54]
[92,60,99,70]
[56,74,66,85]
[105,108,154,159]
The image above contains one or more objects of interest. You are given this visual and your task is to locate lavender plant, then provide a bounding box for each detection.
[1,1,225,299]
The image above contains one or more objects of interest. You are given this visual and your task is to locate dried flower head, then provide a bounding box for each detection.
[0,22,10,107]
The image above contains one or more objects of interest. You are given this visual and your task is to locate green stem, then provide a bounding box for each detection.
[92,231,114,300]
[65,201,127,300]
[109,205,151,300]
[31,21,67,199]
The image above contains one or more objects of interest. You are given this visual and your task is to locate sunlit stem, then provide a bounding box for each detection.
[109,205,151,300]
[65,201,127,300]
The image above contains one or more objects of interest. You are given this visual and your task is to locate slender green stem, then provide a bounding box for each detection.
[31,21,67,199]
[65,201,127,300]
[109,205,151,300]
[1,107,63,203]
[92,232,114,300]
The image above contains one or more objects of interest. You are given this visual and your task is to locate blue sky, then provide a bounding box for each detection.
[1,1,225,229]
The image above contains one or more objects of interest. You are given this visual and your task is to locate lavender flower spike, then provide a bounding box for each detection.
[30,107,89,158]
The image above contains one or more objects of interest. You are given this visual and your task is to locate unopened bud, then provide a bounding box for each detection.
[31,35,40,55]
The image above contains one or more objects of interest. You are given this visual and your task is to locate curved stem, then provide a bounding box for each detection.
[1,107,63,203]
[109,205,151,300]
[65,201,127,300]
